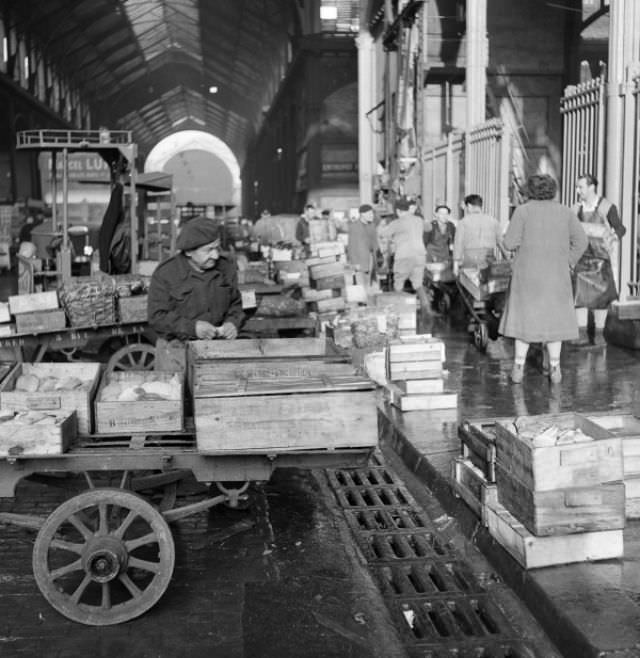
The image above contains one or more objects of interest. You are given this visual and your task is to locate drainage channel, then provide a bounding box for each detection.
[327,452,542,658]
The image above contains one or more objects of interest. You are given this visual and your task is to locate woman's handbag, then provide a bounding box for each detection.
[573,253,617,308]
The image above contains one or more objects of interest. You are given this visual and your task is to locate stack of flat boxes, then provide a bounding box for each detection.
[8,291,66,335]
[304,243,348,318]
[384,335,457,411]
[487,413,624,568]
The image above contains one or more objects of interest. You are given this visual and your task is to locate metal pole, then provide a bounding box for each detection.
[357,29,375,204]
[51,151,57,231]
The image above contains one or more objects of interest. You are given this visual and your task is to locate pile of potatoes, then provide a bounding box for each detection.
[15,374,88,393]
[100,373,181,402]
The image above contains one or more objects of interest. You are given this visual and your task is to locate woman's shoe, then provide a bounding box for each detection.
[549,365,562,384]
[510,362,524,384]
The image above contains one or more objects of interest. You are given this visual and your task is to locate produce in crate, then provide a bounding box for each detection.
[15,374,89,393]
[0,410,61,426]
[100,373,181,402]
[512,416,593,447]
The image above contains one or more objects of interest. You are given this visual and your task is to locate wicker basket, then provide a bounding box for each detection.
[58,275,117,327]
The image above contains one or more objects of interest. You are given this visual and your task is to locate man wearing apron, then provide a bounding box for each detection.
[572,174,626,346]
[148,215,244,371]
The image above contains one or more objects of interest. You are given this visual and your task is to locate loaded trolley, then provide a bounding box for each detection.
[0,338,377,626]
[456,262,511,351]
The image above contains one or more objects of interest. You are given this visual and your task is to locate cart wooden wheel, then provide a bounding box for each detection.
[32,488,175,626]
[473,322,489,352]
[106,343,156,374]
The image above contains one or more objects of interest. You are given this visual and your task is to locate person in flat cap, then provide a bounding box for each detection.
[346,203,378,286]
[148,216,243,352]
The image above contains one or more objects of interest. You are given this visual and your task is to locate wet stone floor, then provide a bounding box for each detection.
[0,471,404,658]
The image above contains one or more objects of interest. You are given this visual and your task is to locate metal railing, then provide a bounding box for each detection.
[560,77,606,206]
[422,132,464,218]
[421,119,512,225]
[17,129,134,149]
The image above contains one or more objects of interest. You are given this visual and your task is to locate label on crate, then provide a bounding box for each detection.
[26,396,61,410]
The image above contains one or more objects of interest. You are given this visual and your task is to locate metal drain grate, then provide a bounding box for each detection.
[362,531,455,562]
[374,561,483,598]
[333,485,413,508]
[344,507,434,533]
[408,640,541,657]
[327,453,546,657]
[330,466,400,488]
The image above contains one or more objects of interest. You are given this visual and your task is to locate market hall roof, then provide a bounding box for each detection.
[4,0,298,163]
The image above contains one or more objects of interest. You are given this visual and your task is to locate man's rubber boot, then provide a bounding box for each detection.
[593,328,607,347]
[568,326,590,347]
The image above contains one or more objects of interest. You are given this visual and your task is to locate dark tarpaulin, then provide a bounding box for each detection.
[98,182,124,273]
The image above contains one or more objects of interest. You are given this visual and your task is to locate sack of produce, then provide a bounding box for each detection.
[256,293,306,317]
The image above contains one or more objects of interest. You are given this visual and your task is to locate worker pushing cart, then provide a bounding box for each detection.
[423,204,457,314]
[452,194,510,351]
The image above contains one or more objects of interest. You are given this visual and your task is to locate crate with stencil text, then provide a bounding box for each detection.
[0,362,101,435]
[95,371,183,434]
[0,410,77,457]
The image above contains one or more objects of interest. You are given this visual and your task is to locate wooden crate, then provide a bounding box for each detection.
[494,413,622,491]
[586,412,640,477]
[385,384,456,412]
[387,338,445,362]
[8,291,59,315]
[452,457,498,519]
[611,300,640,320]
[311,273,346,290]
[0,362,102,435]
[95,371,183,434]
[458,419,499,482]
[118,295,148,323]
[484,497,624,569]
[193,372,376,452]
[395,379,444,395]
[312,297,346,313]
[624,477,640,519]
[309,261,345,280]
[495,463,624,536]
[15,309,66,334]
[189,337,327,361]
[0,411,76,457]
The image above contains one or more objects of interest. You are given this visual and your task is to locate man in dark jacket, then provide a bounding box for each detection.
[148,216,243,343]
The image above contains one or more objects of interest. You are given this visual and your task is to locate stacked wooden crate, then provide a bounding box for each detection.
[305,255,348,315]
[585,412,640,519]
[384,335,457,411]
[486,413,624,568]
[8,291,66,334]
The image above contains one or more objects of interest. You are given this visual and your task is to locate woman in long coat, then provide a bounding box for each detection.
[499,175,588,384]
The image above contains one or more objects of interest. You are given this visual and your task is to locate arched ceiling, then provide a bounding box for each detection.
[7,0,302,164]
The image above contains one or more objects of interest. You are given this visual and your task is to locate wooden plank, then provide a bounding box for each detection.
[194,390,377,452]
[8,291,59,314]
[483,498,624,569]
[305,255,338,268]
[309,262,345,280]
[0,411,76,457]
[189,337,327,361]
[390,368,444,381]
[196,374,372,398]
[15,309,66,334]
[301,287,335,302]
[313,297,346,313]
[494,413,623,491]
[395,379,444,394]
[385,384,456,411]
[0,362,101,435]
[495,464,624,536]
[311,273,346,290]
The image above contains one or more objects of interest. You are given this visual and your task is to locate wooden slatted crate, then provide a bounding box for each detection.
[483,496,624,569]
[495,463,625,536]
[0,362,101,435]
[193,371,376,453]
[95,371,183,434]
[452,457,498,519]
[494,413,622,491]
[0,411,76,457]
[586,412,640,477]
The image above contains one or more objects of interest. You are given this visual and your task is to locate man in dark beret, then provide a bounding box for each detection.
[148,216,244,345]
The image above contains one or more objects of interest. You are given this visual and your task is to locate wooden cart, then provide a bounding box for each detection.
[0,339,376,626]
